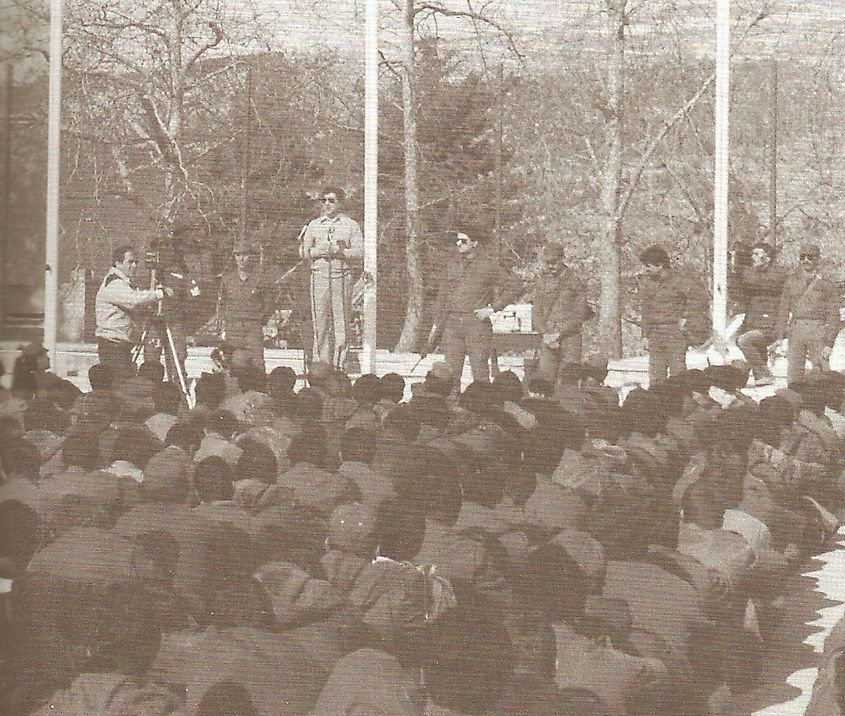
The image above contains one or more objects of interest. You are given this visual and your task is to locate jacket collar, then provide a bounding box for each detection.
[108,266,130,282]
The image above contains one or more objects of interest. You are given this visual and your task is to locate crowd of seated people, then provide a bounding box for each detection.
[1,343,845,715]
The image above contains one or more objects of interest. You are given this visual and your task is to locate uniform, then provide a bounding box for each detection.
[431,244,520,383]
[220,269,273,372]
[299,214,363,369]
[775,268,841,384]
[532,266,590,386]
[736,264,787,380]
[639,269,709,385]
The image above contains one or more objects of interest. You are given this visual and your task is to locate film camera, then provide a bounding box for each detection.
[145,238,200,298]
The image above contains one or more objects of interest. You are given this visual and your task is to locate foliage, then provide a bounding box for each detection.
[3,1,845,353]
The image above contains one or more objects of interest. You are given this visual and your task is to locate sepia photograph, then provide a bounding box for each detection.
[1,0,845,713]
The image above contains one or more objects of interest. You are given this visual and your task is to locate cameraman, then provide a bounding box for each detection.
[95,244,173,380]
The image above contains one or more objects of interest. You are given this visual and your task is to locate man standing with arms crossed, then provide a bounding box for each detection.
[299,187,363,370]
[770,242,841,385]
[95,244,173,381]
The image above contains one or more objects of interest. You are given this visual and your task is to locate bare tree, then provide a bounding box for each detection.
[52,0,274,233]
[593,0,776,357]
[385,0,521,352]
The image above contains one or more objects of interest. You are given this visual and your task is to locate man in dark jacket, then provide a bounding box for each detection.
[638,246,709,386]
[736,242,787,385]
[428,228,520,385]
[771,242,842,385]
[220,240,274,372]
[532,243,591,388]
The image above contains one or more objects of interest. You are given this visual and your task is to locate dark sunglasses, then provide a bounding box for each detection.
[800,254,818,261]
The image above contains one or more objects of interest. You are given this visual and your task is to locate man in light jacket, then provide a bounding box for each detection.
[95,244,172,380]
[299,187,363,370]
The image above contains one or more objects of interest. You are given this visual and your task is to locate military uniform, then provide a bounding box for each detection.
[431,244,520,384]
[639,269,709,385]
[532,266,590,386]
[775,267,841,384]
[220,268,273,372]
[300,214,363,370]
[736,264,787,380]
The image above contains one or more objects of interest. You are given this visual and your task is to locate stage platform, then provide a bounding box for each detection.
[3,332,845,394]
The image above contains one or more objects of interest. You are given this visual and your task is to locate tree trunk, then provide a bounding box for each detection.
[395,0,424,352]
[598,1,626,358]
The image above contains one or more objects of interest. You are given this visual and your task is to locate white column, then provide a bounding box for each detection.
[713,0,730,335]
[44,0,63,363]
[362,0,379,373]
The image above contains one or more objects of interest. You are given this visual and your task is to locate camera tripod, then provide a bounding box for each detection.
[131,269,194,408]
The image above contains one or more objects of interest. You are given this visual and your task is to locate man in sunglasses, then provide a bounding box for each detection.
[428,227,521,385]
[771,243,841,384]
[531,242,591,389]
[735,242,787,385]
[299,187,363,370]
[638,245,709,385]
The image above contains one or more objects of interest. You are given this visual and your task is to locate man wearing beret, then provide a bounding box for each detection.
[771,242,842,384]
[638,245,709,385]
[299,187,363,370]
[428,226,521,385]
[220,239,274,372]
[531,243,592,389]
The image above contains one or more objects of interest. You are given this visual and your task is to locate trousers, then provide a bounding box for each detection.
[787,318,829,385]
[535,333,583,387]
[442,313,494,384]
[97,338,133,382]
[646,328,688,386]
[229,324,266,373]
[737,329,773,379]
[310,269,351,369]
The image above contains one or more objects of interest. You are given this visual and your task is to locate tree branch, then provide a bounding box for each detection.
[615,4,775,222]
[185,20,224,74]
[414,1,524,60]
[616,70,714,222]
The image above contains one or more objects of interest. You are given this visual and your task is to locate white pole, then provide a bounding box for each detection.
[362,0,378,374]
[44,0,63,364]
[713,0,730,335]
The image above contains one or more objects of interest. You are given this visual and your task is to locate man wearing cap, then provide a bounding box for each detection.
[638,246,709,385]
[95,244,173,381]
[771,243,842,384]
[531,243,591,388]
[735,242,787,385]
[428,227,521,385]
[299,187,363,370]
[220,240,273,372]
